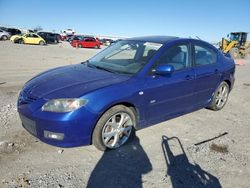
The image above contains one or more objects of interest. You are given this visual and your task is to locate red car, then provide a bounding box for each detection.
[71,37,101,48]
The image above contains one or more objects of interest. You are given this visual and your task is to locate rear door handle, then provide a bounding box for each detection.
[214,69,219,74]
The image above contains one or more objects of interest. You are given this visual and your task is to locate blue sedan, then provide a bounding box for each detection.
[18,36,235,151]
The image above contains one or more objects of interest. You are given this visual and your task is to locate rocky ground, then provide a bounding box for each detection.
[0,41,249,188]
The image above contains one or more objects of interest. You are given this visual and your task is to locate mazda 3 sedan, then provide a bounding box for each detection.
[18,36,235,151]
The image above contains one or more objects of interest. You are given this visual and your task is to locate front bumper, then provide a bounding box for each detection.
[18,98,98,148]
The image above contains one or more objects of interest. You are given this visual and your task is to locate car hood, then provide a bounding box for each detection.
[23,64,130,99]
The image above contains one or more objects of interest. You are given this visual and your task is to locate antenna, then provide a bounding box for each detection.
[196,36,201,40]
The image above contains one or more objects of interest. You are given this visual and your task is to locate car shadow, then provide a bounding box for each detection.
[162,135,222,188]
[86,134,152,188]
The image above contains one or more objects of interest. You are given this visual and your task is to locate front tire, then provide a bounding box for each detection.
[19,39,24,44]
[92,105,136,151]
[208,81,229,111]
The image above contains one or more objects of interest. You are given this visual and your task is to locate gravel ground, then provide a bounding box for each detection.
[0,41,249,188]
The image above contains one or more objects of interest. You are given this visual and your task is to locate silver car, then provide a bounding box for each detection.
[0,29,11,40]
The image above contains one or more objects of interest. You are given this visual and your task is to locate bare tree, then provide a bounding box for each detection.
[33,25,43,32]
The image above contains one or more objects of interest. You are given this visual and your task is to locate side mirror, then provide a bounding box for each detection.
[154,64,174,75]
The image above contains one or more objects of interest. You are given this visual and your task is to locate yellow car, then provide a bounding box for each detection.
[10,33,46,45]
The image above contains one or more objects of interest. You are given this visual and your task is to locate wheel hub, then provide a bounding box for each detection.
[215,84,228,108]
[101,112,133,149]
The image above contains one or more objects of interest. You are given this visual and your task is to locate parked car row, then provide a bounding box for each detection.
[0,26,63,46]
[60,32,119,49]
[1,26,117,49]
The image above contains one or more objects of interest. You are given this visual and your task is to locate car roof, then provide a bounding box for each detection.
[128,36,179,44]
[127,36,218,49]
[26,33,40,36]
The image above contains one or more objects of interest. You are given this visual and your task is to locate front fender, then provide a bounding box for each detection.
[83,80,146,127]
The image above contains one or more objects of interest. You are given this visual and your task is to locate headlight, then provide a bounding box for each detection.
[42,98,87,112]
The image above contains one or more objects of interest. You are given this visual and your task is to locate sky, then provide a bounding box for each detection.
[0,0,250,42]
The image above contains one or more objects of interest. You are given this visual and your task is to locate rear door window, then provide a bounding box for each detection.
[84,38,90,42]
[194,45,217,66]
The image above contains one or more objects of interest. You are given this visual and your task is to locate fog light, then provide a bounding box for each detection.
[44,131,64,140]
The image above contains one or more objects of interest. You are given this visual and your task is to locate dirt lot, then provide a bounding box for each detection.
[0,41,249,188]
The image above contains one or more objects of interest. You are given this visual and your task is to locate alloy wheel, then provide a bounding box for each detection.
[101,112,133,149]
[215,84,229,108]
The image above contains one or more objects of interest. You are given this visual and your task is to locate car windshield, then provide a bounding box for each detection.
[88,40,162,75]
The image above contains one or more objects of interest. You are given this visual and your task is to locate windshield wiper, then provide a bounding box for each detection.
[86,61,132,75]
[95,65,117,73]
[86,62,116,73]
[81,60,89,64]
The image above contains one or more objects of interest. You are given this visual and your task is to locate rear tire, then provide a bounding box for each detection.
[92,105,136,151]
[208,81,230,111]
[2,35,8,40]
[39,41,45,45]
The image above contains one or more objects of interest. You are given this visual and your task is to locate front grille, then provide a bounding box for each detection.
[20,114,37,136]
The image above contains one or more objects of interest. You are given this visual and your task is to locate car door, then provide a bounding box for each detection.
[192,43,221,106]
[24,34,38,44]
[144,43,196,122]
[84,38,95,48]
[83,38,90,47]
[90,38,97,47]
[23,34,32,44]
[32,34,41,44]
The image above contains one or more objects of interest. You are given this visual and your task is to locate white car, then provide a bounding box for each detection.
[0,29,10,40]
[61,29,75,35]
